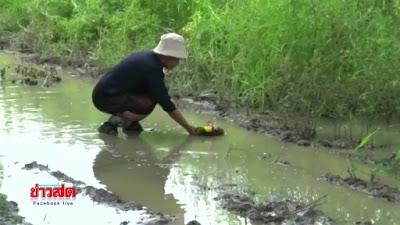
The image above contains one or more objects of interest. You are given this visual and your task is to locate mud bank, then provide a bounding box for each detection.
[0,193,32,225]
[214,191,335,225]
[0,58,62,88]
[175,95,356,150]
[23,161,173,225]
[17,50,104,79]
[320,173,400,202]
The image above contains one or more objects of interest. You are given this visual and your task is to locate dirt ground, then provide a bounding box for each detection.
[320,173,400,203]
[175,95,356,150]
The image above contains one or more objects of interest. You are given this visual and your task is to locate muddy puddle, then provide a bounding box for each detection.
[1,51,400,225]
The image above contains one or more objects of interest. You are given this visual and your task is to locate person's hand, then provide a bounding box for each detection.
[167,110,197,135]
[185,125,197,136]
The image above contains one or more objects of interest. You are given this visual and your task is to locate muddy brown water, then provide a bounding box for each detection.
[1,52,400,225]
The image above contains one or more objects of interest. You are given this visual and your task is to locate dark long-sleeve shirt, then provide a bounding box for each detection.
[99,51,176,112]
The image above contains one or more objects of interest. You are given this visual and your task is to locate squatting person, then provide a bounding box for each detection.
[92,33,196,135]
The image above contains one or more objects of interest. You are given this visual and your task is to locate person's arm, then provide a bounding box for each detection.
[168,109,196,135]
[148,72,196,135]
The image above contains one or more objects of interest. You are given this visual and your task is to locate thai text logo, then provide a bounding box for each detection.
[30,183,76,206]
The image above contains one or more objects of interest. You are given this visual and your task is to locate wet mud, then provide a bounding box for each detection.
[175,94,356,150]
[214,191,335,225]
[320,173,400,202]
[23,161,173,225]
[9,63,62,87]
[0,193,32,225]
[18,51,105,79]
[23,162,85,186]
[0,62,62,88]
[23,161,49,171]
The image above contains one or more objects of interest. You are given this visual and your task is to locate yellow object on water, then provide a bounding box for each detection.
[204,125,213,133]
[195,123,225,136]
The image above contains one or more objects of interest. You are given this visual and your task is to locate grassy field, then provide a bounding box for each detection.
[1,0,399,134]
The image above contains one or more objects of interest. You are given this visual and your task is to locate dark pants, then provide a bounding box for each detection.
[92,82,156,115]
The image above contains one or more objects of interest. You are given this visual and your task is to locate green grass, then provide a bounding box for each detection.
[180,0,400,119]
[1,0,400,136]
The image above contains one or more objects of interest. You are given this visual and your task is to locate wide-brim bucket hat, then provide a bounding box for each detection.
[153,33,188,59]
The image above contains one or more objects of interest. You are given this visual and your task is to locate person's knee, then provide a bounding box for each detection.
[140,101,156,115]
[125,94,156,115]
[137,97,156,115]
[122,111,147,121]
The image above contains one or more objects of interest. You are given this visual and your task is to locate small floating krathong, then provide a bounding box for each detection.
[195,120,224,136]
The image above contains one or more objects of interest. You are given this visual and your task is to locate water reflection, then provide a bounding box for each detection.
[94,133,196,219]
[1,53,400,225]
[95,132,252,224]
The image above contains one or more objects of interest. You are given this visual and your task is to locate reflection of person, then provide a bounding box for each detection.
[92,33,196,135]
[94,134,194,216]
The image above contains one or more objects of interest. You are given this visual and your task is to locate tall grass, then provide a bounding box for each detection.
[1,0,400,132]
[182,0,400,120]
[176,0,400,142]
